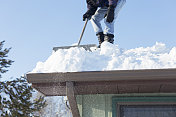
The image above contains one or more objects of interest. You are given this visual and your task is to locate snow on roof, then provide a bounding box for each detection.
[31,42,176,73]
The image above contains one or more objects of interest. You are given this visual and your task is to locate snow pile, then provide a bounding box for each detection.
[32,42,176,73]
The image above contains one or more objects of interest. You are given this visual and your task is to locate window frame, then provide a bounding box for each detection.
[112,96,176,117]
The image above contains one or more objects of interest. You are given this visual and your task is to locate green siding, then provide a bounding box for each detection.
[78,95,106,117]
[76,93,176,117]
[76,94,118,117]
[77,95,83,117]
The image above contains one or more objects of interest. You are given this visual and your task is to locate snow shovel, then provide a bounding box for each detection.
[53,19,97,52]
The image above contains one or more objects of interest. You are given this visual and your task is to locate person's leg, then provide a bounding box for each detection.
[91,7,108,34]
[91,7,108,47]
[104,0,126,43]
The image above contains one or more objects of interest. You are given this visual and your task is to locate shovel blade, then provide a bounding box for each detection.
[53,44,97,52]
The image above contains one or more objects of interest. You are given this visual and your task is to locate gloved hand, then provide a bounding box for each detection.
[105,5,115,23]
[83,7,97,21]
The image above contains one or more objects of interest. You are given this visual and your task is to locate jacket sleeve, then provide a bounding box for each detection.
[86,2,98,10]
[108,0,118,6]
[87,4,91,10]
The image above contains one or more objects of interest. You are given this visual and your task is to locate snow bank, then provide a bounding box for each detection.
[32,42,176,73]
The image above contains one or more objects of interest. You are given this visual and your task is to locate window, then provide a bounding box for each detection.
[112,96,176,117]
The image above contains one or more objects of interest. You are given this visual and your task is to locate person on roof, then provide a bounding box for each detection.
[83,0,126,47]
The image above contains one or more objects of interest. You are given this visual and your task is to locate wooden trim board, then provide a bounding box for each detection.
[27,69,176,83]
[66,82,80,117]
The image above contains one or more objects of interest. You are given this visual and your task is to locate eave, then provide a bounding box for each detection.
[26,68,176,96]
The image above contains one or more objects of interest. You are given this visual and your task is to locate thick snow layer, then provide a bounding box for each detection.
[32,42,176,73]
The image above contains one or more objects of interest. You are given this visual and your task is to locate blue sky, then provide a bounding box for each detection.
[0,0,176,79]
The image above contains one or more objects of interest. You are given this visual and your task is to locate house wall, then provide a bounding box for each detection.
[76,93,176,117]
[77,94,113,117]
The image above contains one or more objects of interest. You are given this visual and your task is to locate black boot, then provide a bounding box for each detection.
[96,32,104,48]
[104,33,114,44]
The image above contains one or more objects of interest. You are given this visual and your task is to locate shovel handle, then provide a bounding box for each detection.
[77,18,88,46]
